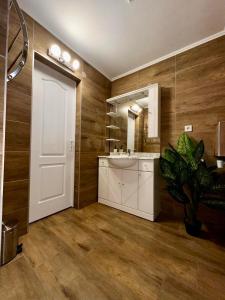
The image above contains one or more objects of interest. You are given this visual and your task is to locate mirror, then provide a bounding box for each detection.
[107,84,160,153]
[108,98,160,153]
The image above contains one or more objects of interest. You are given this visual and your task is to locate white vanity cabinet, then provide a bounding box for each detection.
[108,168,138,208]
[138,171,154,214]
[121,170,138,209]
[108,168,122,204]
[98,166,109,200]
[98,157,160,221]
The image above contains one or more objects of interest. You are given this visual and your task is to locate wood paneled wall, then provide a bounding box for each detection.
[0,0,8,233]
[77,63,110,208]
[0,0,8,159]
[2,5,225,234]
[3,9,111,235]
[111,36,225,223]
[3,8,33,236]
[112,36,225,158]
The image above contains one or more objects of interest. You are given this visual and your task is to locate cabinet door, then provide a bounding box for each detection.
[122,170,138,209]
[138,171,154,214]
[108,168,122,204]
[148,84,160,138]
[98,167,108,199]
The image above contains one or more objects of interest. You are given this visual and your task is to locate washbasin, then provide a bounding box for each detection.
[108,156,137,168]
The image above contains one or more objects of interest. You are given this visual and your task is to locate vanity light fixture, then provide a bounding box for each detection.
[48,44,80,72]
[49,44,61,59]
[62,51,71,63]
[130,104,142,114]
[72,59,80,71]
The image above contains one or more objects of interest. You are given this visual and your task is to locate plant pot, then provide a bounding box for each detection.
[184,219,202,237]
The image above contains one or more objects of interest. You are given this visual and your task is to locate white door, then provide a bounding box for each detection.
[122,170,138,209]
[108,168,122,204]
[29,60,76,223]
[138,171,154,214]
[98,167,108,199]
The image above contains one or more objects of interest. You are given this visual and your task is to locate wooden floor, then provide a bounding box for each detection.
[0,203,225,300]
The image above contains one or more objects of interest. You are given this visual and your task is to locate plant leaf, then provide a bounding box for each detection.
[195,165,213,188]
[160,157,176,182]
[177,133,196,156]
[173,159,189,185]
[164,145,190,184]
[168,144,188,164]
[176,133,199,170]
[163,149,177,163]
[193,140,204,162]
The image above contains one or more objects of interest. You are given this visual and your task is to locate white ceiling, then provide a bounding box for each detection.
[19,0,225,80]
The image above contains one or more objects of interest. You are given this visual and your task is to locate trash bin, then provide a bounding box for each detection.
[1,220,18,266]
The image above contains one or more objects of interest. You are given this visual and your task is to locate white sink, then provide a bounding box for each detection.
[108,156,137,168]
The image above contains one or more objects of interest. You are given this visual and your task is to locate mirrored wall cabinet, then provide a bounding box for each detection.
[106,84,161,151]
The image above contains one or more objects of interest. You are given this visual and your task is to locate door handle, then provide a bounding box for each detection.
[69,140,75,152]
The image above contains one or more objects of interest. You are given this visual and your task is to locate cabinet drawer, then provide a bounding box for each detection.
[139,160,154,172]
[99,158,109,167]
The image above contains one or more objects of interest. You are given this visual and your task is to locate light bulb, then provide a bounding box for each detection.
[72,59,80,70]
[49,44,61,58]
[62,51,71,63]
[131,104,142,113]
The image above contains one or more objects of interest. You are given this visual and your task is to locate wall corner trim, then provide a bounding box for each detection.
[111,30,225,81]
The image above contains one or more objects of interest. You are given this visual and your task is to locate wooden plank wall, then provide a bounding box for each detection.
[111,36,225,224]
[2,5,225,234]
[0,0,8,231]
[3,8,34,236]
[0,0,8,165]
[78,63,110,208]
[2,9,111,235]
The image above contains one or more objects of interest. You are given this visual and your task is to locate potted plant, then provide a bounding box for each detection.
[160,133,225,236]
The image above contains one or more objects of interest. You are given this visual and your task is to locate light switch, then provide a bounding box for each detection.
[184,125,193,132]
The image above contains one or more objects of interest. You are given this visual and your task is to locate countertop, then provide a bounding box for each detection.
[98,153,160,160]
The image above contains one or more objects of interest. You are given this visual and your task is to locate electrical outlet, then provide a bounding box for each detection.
[184,125,193,132]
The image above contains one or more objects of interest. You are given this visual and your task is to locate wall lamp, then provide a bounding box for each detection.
[130,104,142,115]
[48,44,80,72]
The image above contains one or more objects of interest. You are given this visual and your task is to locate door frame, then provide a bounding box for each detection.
[29,51,78,222]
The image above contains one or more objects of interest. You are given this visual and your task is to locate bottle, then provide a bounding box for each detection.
[119,145,123,154]
[113,145,118,154]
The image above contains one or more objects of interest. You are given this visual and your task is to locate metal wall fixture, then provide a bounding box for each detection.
[47,44,80,72]
[7,0,29,82]
[129,104,142,115]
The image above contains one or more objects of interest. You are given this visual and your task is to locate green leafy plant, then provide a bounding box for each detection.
[160,133,225,236]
